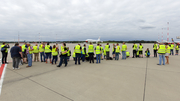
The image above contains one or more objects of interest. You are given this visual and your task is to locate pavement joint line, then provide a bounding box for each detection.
[142,58,148,101]
[6,68,74,101]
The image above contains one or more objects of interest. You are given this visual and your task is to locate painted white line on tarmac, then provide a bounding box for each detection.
[0,64,7,95]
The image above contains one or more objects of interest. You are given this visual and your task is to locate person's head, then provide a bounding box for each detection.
[3,42,5,45]
[27,43,30,46]
[24,42,27,45]
[15,43,19,46]
[41,42,43,44]
[165,43,168,45]
[147,48,149,50]
[100,44,102,46]
[97,43,99,46]
[140,43,141,45]
[134,43,135,44]
[159,42,163,45]
[63,43,66,46]
[53,45,56,48]
[154,42,156,44]
[113,44,114,46]
[56,43,58,45]
[67,47,69,49]
[117,43,119,45]
[90,42,92,44]
[35,43,38,46]
[107,43,109,45]
[123,42,125,44]
[84,44,86,47]
[47,42,49,45]
[78,44,80,46]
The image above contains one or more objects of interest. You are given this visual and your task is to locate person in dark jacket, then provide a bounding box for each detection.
[1,42,10,64]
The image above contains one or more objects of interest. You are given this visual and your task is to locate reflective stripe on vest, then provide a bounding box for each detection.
[39,44,44,52]
[158,45,166,54]
[82,47,85,54]
[122,45,127,51]
[28,46,33,54]
[105,45,110,52]
[115,46,120,53]
[45,45,51,53]
[96,46,100,54]
[75,45,81,53]
[139,45,143,51]
[88,45,94,53]
[22,45,27,52]
[52,48,58,56]
[33,46,39,53]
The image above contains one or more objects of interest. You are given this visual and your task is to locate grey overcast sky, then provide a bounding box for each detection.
[0,0,180,41]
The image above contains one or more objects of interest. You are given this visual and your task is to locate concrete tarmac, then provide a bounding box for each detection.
[0,43,180,101]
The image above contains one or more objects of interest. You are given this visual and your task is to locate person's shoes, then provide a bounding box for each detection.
[64,65,67,67]
[157,64,161,65]
[17,67,20,70]
[75,63,77,65]
[57,65,61,67]
[5,62,8,64]
[13,67,15,70]
[51,63,53,65]
[26,66,31,67]
[78,64,81,65]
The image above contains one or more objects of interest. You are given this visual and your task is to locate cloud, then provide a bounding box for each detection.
[0,0,180,41]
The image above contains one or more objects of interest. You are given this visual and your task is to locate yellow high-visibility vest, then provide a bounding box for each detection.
[95,46,100,54]
[33,46,39,53]
[45,45,51,53]
[52,48,58,56]
[88,45,94,53]
[115,46,120,53]
[158,45,166,54]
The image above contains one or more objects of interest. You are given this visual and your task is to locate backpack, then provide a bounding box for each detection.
[1,47,5,52]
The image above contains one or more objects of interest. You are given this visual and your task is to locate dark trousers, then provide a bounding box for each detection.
[75,53,81,64]
[58,56,67,66]
[154,50,157,57]
[106,51,110,59]
[133,50,136,58]
[52,56,58,64]
[82,54,85,62]
[12,57,21,68]
[2,52,7,63]
[89,53,94,63]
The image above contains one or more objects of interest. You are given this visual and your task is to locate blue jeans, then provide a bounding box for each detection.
[52,56,58,64]
[40,52,45,62]
[45,53,51,59]
[159,54,165,65]
[27,54,32,66]
[75,53,81,64]
[96,54,101,63]
[82,54,85,62]
[122,51,126,59]
[170,49,174,55]
[115,53,119,60]
[58,56,67,66]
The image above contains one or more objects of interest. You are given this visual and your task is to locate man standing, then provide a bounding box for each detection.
[39,42,45,62]
[45,42,52,63]
[82,44,86,62]
[115,43,120,60]
[157,43,166,65]
[1,42,10,64]
[112,44,116,59]
[74,44,82,65]
[22,42,27,63]
[122,42,127,60]
[153,42,158,57]
[175,43,179,55]
[10,43,23,69]
[88,42,94,63]
[95,43,101,63]
[170,43,174,55]
[138,43,143,58]
[105,43,110,60]
[26,43,34,67]
[132,43,137,58]
[57,43,68,67]
[33,43,39,62]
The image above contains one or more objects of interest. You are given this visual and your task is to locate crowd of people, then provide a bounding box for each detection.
[0,42,179,69]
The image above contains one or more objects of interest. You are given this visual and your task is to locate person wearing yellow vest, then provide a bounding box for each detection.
[26,43,34,67]
[95,43,101,63]
[136,50,139,58]
[157,43,166,65]
[138,43,143,58]
[145,48,150,57]
[57,43,68,67]
[88,42,94,63]
[103,49,106,59]
[175,43,179,55]
[112,44,116,59]
[51,45,58,64]
[115,43,120,60]
[67,47,71,61]
[126,51,130,58]
[74,44,82,65]
[82,44,86,62]
[1,42,10,64]
[22,42,28,63]
[73,51,76,61]
[39,42,45,62]
[170,43,174,55]
[165,43,170,64]
[132,43,137,58]
[45,42,52,63]
[105,43,110,60]
[33,44,39,62]
[122,42,127,59]
[100,44,103,60]
[153,42,158,57]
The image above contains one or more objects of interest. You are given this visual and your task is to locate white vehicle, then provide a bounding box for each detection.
[85,37,103,43]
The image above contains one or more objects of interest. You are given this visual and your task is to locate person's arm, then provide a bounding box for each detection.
[31,46,34,50]
[18,47,23,58]
[80,47,82,51]
[84,48,86,54]
[132,45,134,48]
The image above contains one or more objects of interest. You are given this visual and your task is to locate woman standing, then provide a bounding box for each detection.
[51,45,58,65]
[165,43,170,64]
